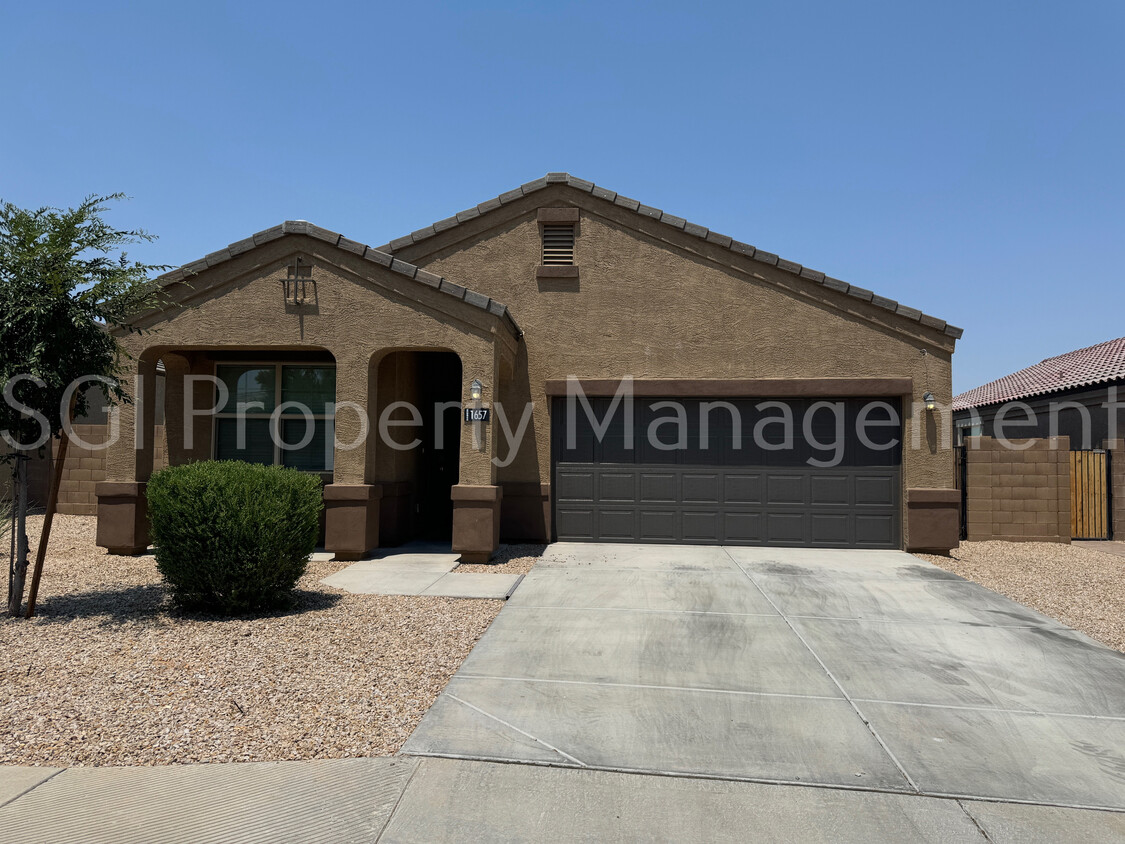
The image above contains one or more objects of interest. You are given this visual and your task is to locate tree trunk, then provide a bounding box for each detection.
[26,431,69,618]
[7,455,29,617]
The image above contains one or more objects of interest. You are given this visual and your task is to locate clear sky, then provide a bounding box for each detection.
[3,1,1122,395]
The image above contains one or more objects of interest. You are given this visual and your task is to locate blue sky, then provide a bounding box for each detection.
[3,1,1122,395]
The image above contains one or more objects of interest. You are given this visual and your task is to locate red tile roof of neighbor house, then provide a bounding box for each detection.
[953,336,1125,410]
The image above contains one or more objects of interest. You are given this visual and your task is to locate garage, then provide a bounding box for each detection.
[552,396,902,548]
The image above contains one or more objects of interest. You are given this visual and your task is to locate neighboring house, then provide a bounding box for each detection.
[952,337,1125,449]
[92,173,963,561]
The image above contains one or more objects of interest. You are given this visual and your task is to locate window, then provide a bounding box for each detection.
[954,419,982,446]
[541,223,575,266]
[214,363,336,472]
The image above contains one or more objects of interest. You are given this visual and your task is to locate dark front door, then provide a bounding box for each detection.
[416,353,462,540]
[551,396,902,548]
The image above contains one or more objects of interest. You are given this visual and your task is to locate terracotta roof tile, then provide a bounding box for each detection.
[953,336,1125,410]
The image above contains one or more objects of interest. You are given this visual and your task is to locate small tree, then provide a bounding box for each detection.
[1,195,169,616]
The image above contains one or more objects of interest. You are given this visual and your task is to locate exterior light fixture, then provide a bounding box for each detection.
[469,379,483,401]
[923,391,936,411]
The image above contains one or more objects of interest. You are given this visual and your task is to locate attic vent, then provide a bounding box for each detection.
[541,224,575,266]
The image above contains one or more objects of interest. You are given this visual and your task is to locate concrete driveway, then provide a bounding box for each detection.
[403,543,1125,812]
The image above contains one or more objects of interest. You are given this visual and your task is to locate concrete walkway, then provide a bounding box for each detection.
[319,543,522,599]
[3,756,1123,842]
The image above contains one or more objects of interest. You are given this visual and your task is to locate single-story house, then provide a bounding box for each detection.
[94,173,963,561]
[952,336,1125,448]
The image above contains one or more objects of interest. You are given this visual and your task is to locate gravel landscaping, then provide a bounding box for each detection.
[454,543,546,574]
[0,515,502,767]
[917,541,1125,653]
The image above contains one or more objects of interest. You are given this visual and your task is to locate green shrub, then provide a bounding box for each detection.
[147,461,323,615]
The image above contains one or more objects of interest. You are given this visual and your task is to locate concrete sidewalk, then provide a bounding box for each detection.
[3,756,1123,842]
[319,543,523,599]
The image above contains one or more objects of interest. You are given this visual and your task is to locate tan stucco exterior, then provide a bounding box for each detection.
[95,179,959,558]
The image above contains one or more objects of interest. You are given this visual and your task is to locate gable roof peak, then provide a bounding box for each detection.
[150,220,522,337]
[381,173,963,341]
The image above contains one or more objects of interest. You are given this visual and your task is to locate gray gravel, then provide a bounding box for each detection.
[1,515,501,767]
[917,540,1125,653]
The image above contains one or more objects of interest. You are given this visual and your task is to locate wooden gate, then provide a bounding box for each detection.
[1070,450,1110,539]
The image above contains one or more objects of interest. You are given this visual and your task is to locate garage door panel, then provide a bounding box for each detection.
[555,508,595,541]
[855,514,896,547]
[556,470,595,502]
[599,472,636,503]
[810,474,850,506]
[724,473,763,504]
[767,512,807,543]
[682,473,720,503]
[855,475,896,507]
[598,509,637,540]
[639,472,677,503]
[766,474,806,505]
[724,511,764,543]
[552,397,901,549]
[682,511,721,543]
[639,510,678,542]
[810,513,851,545]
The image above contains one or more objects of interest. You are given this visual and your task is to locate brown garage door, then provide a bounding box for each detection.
[552,397,902,548]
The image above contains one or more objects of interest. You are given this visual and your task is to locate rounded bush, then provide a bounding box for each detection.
[147,461,323,615]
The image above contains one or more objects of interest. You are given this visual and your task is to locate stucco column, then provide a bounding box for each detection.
[323,352,380,559]
[96,350,159,554]
[451,343,502,563]
[161,352,191,467]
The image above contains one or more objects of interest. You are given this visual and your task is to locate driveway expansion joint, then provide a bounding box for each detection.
[722,547,922,794]
[445,694,588,768]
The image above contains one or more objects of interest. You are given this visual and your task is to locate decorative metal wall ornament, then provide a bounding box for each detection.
[284,255,315,305]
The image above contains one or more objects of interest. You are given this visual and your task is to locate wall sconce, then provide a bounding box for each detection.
[923,391,936,411]
[469,379,483,401]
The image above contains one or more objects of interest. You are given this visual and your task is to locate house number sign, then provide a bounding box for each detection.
[464,407,491,422]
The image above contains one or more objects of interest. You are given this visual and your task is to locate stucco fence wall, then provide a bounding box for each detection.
[962,436,1072,542]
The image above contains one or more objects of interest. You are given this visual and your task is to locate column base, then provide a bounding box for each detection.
[906,488,961,554]
[452,484,502,564]
[96,482,150,555]
[324,484,382,561]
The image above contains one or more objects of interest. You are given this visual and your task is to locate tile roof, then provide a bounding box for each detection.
[153,220,522,338]
[953,336,1125,410]
[378,172,963,340]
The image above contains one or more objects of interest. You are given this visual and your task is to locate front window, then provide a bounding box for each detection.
[214,363,336,472]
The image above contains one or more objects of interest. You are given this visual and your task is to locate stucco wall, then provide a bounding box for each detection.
[393,187,957,543]
[107,236,514,490]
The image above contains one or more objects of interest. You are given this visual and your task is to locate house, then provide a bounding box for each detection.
[953,337,1125,541]
[92,174,963,561]
[953,336,1125,448]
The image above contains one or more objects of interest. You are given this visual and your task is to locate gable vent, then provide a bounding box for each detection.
[541,223,575,266]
